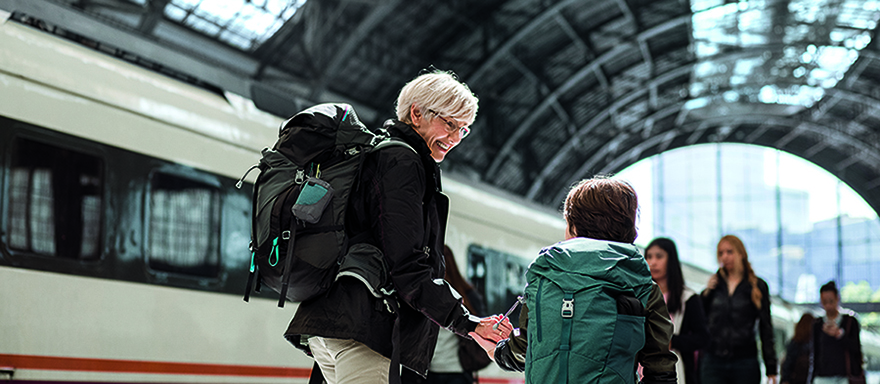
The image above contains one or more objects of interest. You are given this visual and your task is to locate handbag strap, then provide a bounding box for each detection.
[843,315,854,377]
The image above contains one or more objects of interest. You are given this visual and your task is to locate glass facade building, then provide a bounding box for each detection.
[618,144,880,305]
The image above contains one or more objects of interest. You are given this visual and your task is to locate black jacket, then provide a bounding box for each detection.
[671,292,710,384]
[284,120,480,376]
[813,313,862,378]
[701,274,778,375]
[780,340,812,384]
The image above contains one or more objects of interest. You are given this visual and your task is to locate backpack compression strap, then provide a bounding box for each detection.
[277,218,297,307]
[243,167,263,302]
[559,291,575,384]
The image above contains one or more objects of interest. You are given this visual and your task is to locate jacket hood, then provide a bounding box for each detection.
[528,237,651,291]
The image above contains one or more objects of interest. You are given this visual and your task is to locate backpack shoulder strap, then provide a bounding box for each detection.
[371,138,416,153]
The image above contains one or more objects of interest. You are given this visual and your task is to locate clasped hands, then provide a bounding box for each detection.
[468,315,514,360]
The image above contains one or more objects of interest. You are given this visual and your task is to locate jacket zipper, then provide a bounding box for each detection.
[536,278,544,342]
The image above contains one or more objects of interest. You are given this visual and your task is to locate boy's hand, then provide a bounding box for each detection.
[468,331,497,360]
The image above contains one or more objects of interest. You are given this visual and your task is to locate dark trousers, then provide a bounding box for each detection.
[699,354,762,384]
[400,369,474,384]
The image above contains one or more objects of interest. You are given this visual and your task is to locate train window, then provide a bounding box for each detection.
[467,245,530,320]
[7,138,103,259]
[147,172,220,277]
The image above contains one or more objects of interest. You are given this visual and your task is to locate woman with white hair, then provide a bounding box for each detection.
[285,70,510,384]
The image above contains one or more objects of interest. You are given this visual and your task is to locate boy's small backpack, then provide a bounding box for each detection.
[237,103,412,307]
[524,238,654,384]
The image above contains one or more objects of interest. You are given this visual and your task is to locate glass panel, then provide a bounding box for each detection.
[148,173,220,277]
[467,245,529,322]
[9,168,30,250]
[7,138,103,260]
[688,0,880,109]
[617,144,880,307]
[29,169,56,255]
[163,0,307,51]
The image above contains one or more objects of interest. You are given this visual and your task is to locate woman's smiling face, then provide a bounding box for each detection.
[411,106,468,162]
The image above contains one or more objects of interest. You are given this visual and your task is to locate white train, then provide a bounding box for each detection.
[0,10,561,383]
[1,9,878,384]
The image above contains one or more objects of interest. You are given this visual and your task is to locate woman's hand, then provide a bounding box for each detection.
[822,321,843,338]
[767,374,778,384]
[475,316,513,342]
[706,274,719,290]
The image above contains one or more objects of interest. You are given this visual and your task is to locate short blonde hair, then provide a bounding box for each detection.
[395,70,479,128]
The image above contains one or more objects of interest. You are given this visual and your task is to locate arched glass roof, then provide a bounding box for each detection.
[163,0,305,51]
[3,0,880,235]
[688,0,880,114]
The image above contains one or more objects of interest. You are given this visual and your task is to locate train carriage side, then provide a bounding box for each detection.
[0,12,315,382]
[0,12,561,383]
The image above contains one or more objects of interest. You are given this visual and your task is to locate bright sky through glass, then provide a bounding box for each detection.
[615,144,878,246]
[164,0,306,51]
[614,160,653,245]
[761,147,877,223]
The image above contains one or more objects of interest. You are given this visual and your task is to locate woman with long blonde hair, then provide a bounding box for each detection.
[700,235,778,384]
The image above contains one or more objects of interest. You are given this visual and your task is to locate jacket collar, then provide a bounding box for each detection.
[382,119,443,194]
[383,119,431,155]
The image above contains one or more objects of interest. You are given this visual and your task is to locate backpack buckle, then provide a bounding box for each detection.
[561,298,574,318]
[281,230,291,240]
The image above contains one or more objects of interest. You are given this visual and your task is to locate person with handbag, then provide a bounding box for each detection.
[780,313,815,384]
[812,281,865,384]
[400,245,493,384]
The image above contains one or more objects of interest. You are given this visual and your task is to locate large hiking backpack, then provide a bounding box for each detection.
[524,237,654,384]
[237,103,411,307]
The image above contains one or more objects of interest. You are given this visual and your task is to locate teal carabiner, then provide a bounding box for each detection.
[269,237,280,267]
[269,237,278,267]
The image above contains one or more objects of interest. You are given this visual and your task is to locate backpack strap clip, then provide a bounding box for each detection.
[281,230,291,240]
[561,298,574,318]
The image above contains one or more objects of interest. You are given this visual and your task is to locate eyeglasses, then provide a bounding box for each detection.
[429,110,470,139]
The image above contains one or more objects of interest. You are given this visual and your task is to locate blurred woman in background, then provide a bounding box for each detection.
[645,237,709,384]
[700,235,778,384]
[812,281,863,384]
[780,313,815,384]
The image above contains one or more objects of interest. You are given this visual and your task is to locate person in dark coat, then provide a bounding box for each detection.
[401,245,492,384]
[812,281,863,384]
[700,235,778,384]
[645,237,710,384]
[780,313,815,384]
[284,70,511,384]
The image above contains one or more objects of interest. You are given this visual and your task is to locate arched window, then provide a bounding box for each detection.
[616,143,880,308]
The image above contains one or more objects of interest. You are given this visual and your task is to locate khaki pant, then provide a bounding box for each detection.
[309,337,391,384]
